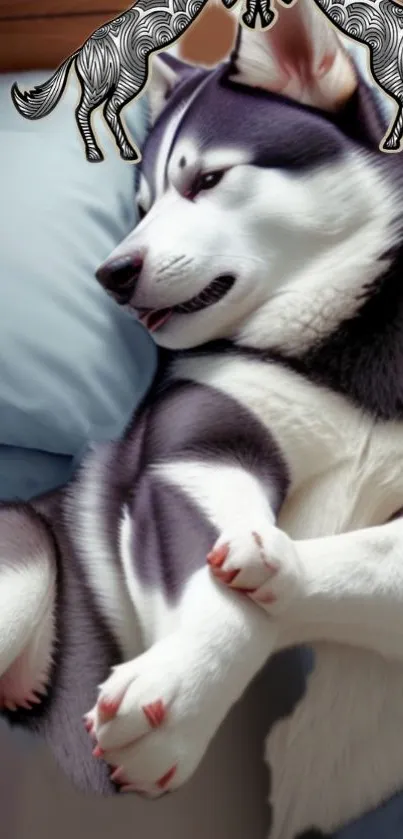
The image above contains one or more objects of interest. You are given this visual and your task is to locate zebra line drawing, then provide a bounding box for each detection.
[236,0,403,153]
[11,0,403,161]
[11,0,273,163]
[242,0,403,154]
[311,0,403,153]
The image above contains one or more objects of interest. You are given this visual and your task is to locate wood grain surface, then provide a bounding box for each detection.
[0,0,235,78]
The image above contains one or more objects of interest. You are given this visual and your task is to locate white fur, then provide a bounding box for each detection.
[88,562,271,794]
[80,347,403,816]
[110,146,399,356]
[155,460,277,529]
[88,462,280,792]
[264,521,403,835]
[236,156,399,355]
[0,520,56,708]
[118,507,178,648]
[169,351,403,832]
[66,446,141,659]
[288,521,403,658]
[172,352,403,524]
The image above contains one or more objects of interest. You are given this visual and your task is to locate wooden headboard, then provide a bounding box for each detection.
[0,0,236,73]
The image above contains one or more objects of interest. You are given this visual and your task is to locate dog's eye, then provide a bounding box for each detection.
[193,170,226,195]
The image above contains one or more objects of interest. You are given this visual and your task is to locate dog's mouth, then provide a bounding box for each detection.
[136,274,236,333]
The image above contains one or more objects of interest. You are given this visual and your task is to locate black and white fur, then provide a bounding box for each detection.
[2,2,403,835]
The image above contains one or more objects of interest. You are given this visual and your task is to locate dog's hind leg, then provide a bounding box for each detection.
[103,78,142,161]
[0,505,57,712]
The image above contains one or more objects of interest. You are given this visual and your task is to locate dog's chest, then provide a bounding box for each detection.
[174,352,403,536]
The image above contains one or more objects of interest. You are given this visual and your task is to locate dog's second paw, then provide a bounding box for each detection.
[85,636,223,797]
[207,524,306,616]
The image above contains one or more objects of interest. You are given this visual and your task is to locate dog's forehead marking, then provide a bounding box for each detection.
[154,102,189,200]
[168,142,251,177]
[167,138,200,191]
[154,71,216,200]
[167,139,252,193]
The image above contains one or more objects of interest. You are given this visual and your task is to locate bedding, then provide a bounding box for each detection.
[335,792,403,838]
[0,70,157,501]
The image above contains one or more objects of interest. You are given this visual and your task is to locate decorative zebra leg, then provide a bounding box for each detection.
[75,91,104,162]
[257,0,276,28]
[103,89,140,161]
[382,101,403,151]
[243,0,273,29]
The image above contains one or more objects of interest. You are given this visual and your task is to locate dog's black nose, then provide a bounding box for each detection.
[95,255,143,304]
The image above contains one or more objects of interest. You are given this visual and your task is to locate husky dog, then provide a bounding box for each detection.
[3,1,403,835]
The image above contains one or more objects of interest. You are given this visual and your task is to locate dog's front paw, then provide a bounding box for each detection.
[207,524,306,616]
[85,637,219,797]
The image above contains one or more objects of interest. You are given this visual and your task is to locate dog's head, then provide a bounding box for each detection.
[97,0,401,354]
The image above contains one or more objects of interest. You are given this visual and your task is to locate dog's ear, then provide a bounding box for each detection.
[148,54,187,124]
[228,0,357,112]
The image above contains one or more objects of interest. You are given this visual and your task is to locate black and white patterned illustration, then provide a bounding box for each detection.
[313,0,403,152]
[10,0,266,163]
[236,0,403,152]
[10,0,403,161]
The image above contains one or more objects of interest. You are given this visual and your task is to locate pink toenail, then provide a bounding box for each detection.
[207,544,229,569]
[92,745,105,759]
[156,764,177,790]
[143,699,166,728]
[98,696,122,723]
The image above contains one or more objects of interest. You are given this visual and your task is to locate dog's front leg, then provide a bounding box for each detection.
[85,460,294,796]
[215,514,403,660]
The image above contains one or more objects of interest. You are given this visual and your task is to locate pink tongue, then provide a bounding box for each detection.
[140,308,173,333]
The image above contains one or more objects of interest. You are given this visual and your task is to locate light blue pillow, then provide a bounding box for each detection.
[0,72,156,500]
